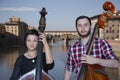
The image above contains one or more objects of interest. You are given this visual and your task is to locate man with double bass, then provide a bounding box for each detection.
[63,15,120,80]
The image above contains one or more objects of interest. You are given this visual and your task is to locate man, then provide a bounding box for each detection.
[64,16,120,80]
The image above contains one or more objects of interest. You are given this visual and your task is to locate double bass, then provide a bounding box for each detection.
[19,8,54,80]
[19,69,54,80]
[77,1,115,80]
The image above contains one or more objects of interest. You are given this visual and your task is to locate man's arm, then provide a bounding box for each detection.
[96,58,120,68]
[80,54,120,68]
[64,70,72,80]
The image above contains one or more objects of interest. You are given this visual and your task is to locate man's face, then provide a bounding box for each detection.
[76,18,91,37]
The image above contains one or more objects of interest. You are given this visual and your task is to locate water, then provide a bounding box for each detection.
[0,40,120,80]
[0,41,72,80]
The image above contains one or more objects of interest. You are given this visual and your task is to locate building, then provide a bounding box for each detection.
[91,10,120,40]
[0,16,28,45]
[5,16,28,40]
[0,23,5,38]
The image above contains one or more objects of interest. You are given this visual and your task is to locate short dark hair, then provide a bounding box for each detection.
[24,29,39,47]
[75,16,91,27]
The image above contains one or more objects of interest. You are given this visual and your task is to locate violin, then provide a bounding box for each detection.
[77,1,115,80]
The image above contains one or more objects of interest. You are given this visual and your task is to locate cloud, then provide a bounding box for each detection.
[0,7,37,11]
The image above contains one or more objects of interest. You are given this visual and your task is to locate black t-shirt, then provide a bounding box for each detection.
[10,53,54,80]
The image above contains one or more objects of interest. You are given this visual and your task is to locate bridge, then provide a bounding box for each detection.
[45,31,77,36]
[44,31,79,44]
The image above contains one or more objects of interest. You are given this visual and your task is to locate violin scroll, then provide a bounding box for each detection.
[98,1,115,28]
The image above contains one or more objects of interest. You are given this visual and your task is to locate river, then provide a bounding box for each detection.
[0,40,120,80]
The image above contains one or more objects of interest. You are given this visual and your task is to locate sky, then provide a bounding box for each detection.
[0,0,120,31]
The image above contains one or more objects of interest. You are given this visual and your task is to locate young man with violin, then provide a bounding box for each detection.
[63,16,120,80]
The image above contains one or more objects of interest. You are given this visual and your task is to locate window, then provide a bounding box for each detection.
[112,24,114,27]
[117,35,119,38]
[106,30,108,33]
[112,30,114,33]
[106,37,108,39]
[112,37,114,40]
